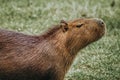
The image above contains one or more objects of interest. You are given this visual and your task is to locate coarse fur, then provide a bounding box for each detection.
[0,18,106,80]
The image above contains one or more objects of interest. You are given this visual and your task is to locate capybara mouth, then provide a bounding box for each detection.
[98,19,106,37]
[94,18,105,27]
[93,18,106,38]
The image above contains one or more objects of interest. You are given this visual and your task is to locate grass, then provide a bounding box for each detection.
[0,0,120,80]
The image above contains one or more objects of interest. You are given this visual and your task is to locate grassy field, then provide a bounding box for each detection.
[0,0,120,80]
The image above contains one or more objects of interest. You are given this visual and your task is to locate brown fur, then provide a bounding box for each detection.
[0,18,106,80]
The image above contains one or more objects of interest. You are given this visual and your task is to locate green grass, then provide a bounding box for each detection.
[0,0,120,80]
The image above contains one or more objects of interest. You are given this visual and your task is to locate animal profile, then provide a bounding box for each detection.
[0,18,106,80]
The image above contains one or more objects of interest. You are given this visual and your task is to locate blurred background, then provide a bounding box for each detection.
[0,0,120,80]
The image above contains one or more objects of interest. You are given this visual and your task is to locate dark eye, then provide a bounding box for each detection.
[76,24,84,28]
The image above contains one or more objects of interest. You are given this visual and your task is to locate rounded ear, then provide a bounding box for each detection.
[60,20,68,32]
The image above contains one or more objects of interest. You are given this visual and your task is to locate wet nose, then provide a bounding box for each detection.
[94,18,105,27]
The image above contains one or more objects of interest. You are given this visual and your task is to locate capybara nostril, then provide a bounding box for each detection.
[94,18,105,27]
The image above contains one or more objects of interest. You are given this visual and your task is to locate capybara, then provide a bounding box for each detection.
[0,18,106,80]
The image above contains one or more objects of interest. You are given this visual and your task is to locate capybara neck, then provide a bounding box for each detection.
[40,26,79,72]
[40,26,87,72]
[42,25,87,54]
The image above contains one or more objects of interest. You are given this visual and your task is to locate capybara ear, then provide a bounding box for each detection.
[60,20,68,32]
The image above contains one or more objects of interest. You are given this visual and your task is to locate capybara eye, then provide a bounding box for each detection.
[76,24,84,28]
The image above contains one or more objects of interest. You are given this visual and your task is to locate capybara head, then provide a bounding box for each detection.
[60,18,105,53]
